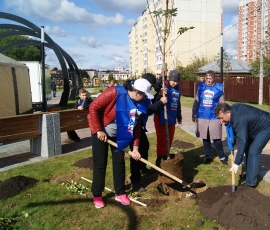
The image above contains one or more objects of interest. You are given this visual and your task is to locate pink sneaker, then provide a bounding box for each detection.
[93,197,105,208]
[115,194,131,205]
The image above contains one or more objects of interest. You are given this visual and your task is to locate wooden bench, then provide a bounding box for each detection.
[0,109,89,158]
[0,113,42,143]
[0,109,89,144]
[57,109,89,133]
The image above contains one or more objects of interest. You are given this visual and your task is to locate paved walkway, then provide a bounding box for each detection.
[1,93,270,184]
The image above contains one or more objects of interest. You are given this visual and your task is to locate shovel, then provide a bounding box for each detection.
[226,123,236,192]
[107,139,204,189]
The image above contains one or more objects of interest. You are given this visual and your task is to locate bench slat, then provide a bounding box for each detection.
[0,131,40,142]
[0,117,39,128]
[58,110,89,132]
[0,113,41,121]
[0,123,39,134]
[60,118,87,124]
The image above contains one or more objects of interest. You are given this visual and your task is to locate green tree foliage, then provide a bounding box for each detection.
[0,29,41,61]
[176,55,213,80]
[250,26,270,77]
[215,51,232,74]
[108,74,114,83]
[147,0,194,77]
[79,70,89,79]
[249,56,270,77]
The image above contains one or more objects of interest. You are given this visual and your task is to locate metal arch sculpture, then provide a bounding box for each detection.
[0,25,82,99]
[0,39,80,99]
[0,12,80,105]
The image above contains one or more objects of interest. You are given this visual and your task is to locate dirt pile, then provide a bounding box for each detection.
[158,154,184,184]
[0,175,38,200]
[196,185,270,230]
[73,157,93,169]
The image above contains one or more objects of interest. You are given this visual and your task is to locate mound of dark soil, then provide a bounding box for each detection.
[196,185,270,230]
[73,157,93,169]
[172,140,195,149]
[0,175,38,200]
[158,154,184,184]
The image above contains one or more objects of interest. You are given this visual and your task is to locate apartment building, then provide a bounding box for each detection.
[238,0,270,63]
[128,0,222,77]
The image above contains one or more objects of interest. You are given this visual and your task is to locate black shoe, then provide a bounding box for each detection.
[203,158,213,164]
[131,182,146,192]
[141,168,156,174]
[220,159,228,165]
[239,173,246,179]
[155,157,162,167]
[224,152,230,161]
[162,155,168,160]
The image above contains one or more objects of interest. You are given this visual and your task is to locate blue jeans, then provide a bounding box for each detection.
[203,129,226,160]
[245,128,270,186]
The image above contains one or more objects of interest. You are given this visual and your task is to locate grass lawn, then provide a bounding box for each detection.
[1,128,270,230]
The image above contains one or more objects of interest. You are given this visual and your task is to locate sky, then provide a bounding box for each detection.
[0,0,239,71]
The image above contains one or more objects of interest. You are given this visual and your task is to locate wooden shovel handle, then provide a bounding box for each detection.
[107,139,189,187]
[231,150,235,185]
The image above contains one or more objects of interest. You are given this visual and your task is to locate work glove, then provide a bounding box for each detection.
[230,164,239,174]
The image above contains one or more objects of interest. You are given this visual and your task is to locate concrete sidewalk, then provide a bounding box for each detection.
[1,93,270,185]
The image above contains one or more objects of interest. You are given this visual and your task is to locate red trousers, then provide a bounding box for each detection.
[154,114,175,157]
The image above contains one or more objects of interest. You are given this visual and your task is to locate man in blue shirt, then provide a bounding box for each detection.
[214,102,270,187]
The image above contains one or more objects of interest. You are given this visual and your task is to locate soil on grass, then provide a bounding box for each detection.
[157,178,208,197]
[73,157,93,169]
[196,185,270,230]
[171,140,195,149]
[0,176,38,200]
[142,198,168,211]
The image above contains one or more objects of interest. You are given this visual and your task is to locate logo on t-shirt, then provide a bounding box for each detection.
[202,90,214,107]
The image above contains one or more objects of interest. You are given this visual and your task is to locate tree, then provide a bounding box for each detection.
[79,70,89,79]
[108,74,114,83]
[249,56,270,77]
[146,0,194,157]
[0,29,41,61]
[176,55,213,80]
[215,51,232,75]
[147,1,194,79]
[251,23,270,78]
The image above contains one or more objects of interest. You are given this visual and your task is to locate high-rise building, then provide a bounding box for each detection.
[238,0,269,63]
[128,0,222,77]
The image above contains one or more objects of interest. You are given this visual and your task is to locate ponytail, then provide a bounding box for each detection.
[123,79,134,91]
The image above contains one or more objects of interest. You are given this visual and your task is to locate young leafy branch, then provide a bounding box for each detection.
[62,180,91,196]
[147,0,195,56]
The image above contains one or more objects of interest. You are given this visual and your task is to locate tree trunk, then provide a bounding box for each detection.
[162,0,170,158]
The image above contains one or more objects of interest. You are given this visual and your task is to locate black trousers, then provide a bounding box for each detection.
[91,134,126,197]
[129,129,149,184]
[67,130,80,141]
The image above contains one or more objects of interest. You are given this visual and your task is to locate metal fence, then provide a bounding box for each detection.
[179,76,270,105]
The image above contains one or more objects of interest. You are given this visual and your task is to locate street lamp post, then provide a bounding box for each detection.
[220,33,223,84]
[259,0,265,105]
[41,26,47,112]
